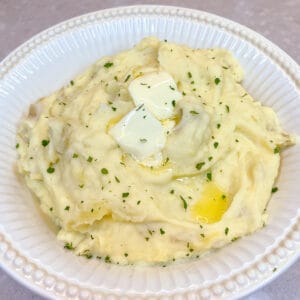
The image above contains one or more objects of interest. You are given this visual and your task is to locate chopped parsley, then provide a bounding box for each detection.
[136,104,144,111]
[190,110,199,115]
[122,192,129,198]
[70,80,74,86]
[170,189,174,194]
[124,74,131,82]
[72,153,78,158]
[213,142,219,149]
[206,172,212,181]
[87,156,93,162]
[47,166,55,174]
[225,105,230,113]
[41,140,50,147]
[169,85,175,91]
[214,78,221,85]
[172,100,176,107]
[225,227,229,235]
[64,206,70,211]
[196,162,205,170]
[111,107,117,111]
[101,168,109,175]
[271,187,278,193]
[222,66,228,69]
[115,176,120,183]
[231,237,240,242]
[49,207,53,212]
[124,253,128,257]
[64,242,75,250]
[160,228,165,235]
[180,195,188,210]
[217,123,221,129]
[104,62,114,68]
[274,146,281,154]
[16,143,19,149]
[139,138,147,143]
[200,233,205,238]
[208,156,213,161]
[187,71,192,78]
[79,184,84,188]
[137,200,141,205]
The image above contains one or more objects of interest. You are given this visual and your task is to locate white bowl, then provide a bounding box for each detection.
[0,5,299,300]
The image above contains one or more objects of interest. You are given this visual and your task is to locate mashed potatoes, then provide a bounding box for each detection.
[16,37,295,264]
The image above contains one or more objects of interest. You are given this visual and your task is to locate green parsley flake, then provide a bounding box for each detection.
[137,200,141,205]
[70,80,74,86]
[215,78,221,85]
[271,187,278,193]
[64,206,70,211]
[180,195,188,210]
[169,85,175,90]
[274,146,281,154]
[111,107,117,111]
[64,242,75,250]
[196,162,205,170]
[160,228,165,235]
[104,62,114,68]
[124,74,131,82]
[49,207,53,212]
[122,192,129,198]
[124,253,128,257]
[101,168,109,175]
[72,153,78,158]
[222,66,228,70]
[87,156,93,162]
[139,138,147,143]
[170,189,174,194]
[217,123,221,129]
[213,142,219,149]
[187,72,192,79]
[41,139,50,147]
[16,143,19,149]
[172,100,176,107]
[190,110,199,115]
[225,227,229,235]
[47,166,55,174]
[206,172,212,181]
[115,176,120,183]
[208,156,213,161]
[225,105,230,113]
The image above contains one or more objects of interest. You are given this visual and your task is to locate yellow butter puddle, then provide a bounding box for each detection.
[191,182,230,224]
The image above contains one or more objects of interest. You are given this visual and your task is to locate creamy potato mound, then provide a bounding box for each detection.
[16,37,295,264]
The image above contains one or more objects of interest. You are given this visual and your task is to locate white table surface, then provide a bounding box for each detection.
[0,0,299,299]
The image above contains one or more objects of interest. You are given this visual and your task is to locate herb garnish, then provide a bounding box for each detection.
[87,156,93,162]
[180,195,188,210]
[104,62,114,68]
[47,166,55,174]
[169,85,175,90]
[225,105,230,113]
[187,72,192,79]
[16,143,19,149]
[196,162,205,170]
[172,100,176,107]
[139,138,147,143]
[72,153,78,158]
[215,78,221,85]
[190,110,199,115]
[206,172,212,181]
[271,187,278,193]
[213,142,219,149]
[122,192,129,198]
[64,206,70,211]
[274,146,281,154]
[225,227,229,235]
[41,140,50,147]
[101,168,108,175]
[160,228,165,235]
[115,176,120,183]
[64,242,75,250]
[124,74,131,82]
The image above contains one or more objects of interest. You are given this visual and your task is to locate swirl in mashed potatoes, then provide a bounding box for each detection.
[16,37,295,264]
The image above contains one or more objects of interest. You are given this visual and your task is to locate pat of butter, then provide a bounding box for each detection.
[109,105,166,165]
[128,71,182,120]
